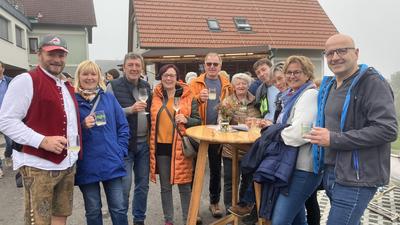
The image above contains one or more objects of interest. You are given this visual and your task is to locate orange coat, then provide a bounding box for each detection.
[149,83,194,184]
[189,73,232,124]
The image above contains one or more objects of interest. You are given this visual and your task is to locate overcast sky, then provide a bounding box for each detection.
[89,0,400,78]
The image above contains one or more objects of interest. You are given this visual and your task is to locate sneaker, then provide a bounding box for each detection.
[134,221,144,225]
[4,157,12,168]
[228,204,253,217]
[0,168,3,179]
[209,203,223,218]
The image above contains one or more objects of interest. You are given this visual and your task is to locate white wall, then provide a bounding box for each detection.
[0,7,29,69]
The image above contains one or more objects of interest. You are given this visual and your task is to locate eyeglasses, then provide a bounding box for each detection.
[162,73,177,78]
[285,70,303,77]
[205,62,220,67]
[323,47,355,59]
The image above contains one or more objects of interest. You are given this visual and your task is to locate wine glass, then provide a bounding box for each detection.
[67,135,80,152]
[138,87,149,115]
[173,97,180,113]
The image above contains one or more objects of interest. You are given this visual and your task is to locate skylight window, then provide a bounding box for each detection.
[234,17,252,32]
[207,19,221,31]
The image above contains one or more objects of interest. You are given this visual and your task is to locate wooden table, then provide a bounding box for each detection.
[185,125,260,225]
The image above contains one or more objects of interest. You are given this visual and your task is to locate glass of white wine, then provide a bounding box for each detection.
[173,97,180,113]
[67,135,80,152]
[138,87,149,115]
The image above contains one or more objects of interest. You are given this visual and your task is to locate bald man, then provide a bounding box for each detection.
[305,34,398,224]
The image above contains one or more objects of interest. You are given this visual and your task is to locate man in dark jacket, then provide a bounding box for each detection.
[107,53,151,225]
[306,34,398,225]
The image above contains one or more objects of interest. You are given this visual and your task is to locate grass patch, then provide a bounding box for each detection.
[392,136,400,155]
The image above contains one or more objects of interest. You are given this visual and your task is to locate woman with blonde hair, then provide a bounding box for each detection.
[271,55,321,225]
[74,60,130,225]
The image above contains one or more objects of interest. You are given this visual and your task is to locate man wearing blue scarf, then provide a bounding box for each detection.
[306,34,398,225]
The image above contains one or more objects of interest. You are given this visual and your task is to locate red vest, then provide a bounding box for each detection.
[22,67,81,164]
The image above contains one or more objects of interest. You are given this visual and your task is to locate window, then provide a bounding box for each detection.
[29,37,38,54]
[15,26,24,48]
[233,17,252,32]
[0,16,10,40]
[207,19,221,31]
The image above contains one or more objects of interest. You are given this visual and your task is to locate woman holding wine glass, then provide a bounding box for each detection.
[73,60,130,225]
[149,64,201,225]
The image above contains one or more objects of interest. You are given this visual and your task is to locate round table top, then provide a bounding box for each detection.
[185,125,260,144]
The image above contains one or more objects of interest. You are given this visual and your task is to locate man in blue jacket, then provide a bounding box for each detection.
[306,34,398,225]
[0,61,13,177]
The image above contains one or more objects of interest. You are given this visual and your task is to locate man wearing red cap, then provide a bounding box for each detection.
[0,34,80,225]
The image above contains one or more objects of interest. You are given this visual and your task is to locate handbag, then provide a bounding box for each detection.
[165,107,199,158]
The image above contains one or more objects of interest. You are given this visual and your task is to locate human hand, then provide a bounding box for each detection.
[175,113,188,124]
[259,119,273,128]
[304,127,330,147]
[131,101,147,113]
[83,114,96,129]
[199,89,209,102]
[39,136,67,154]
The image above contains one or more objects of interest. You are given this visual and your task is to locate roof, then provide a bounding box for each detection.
[21,0,96,26]
[134,0,337,50]
[0,0,31,28]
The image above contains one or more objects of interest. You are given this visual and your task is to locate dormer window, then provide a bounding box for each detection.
[207,19,221,32]
[234,17,252,32]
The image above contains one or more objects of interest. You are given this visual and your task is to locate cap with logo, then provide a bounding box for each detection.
[39,34,69,53]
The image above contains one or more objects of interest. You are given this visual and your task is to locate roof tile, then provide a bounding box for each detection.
[134,0,337,49]
[21,0,96,26]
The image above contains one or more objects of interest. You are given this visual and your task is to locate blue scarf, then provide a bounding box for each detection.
[279,81,314,125]
[312,64,371,174]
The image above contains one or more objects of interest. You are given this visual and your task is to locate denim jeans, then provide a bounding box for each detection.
[0,134,12,168]
[79,177,127,225]
[122,141,150,223]
[157,155,191,224]
[323,167,377,225]
[223,157,253,210]
[4,135,12,158]
[272,170,323,225]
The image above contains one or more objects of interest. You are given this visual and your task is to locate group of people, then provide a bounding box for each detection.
[0,32,397,225]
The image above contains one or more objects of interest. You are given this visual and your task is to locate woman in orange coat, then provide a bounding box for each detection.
[149,64,201,225]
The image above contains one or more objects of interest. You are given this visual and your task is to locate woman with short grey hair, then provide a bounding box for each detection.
[219,72,260,214]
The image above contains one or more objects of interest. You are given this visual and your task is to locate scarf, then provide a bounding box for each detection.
[279,81,314,125]
[78,87,100,101]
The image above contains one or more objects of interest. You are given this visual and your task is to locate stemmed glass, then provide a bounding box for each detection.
[67,135,80,152]
[138,87,149,115]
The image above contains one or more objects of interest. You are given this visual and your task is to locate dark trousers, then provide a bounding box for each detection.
[208,144,222,204]
[192,144,222,204]
[305,189,320,225]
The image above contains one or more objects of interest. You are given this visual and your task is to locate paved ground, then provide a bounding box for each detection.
[1,134,400,225]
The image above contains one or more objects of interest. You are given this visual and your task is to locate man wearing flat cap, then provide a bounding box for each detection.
[0,34,81,225]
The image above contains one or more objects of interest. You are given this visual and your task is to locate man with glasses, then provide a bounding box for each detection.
[107,53,151,225]
[305,33,398,225]
[190,52,232,218]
